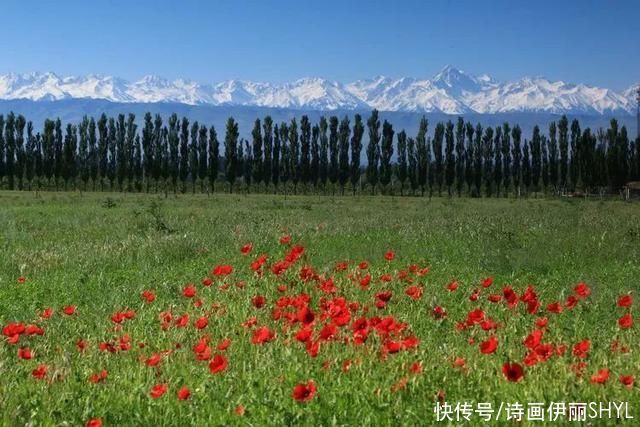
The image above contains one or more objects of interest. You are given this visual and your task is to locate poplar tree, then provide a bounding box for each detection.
[88,117,98,190]
[125,114,137,190]
[43,119,55,188]
[548,122,559,193]
[310,124,320,189]
[279,123,290,193]
[482,127,494,197]
[493,126,502,196]
[502,123,511,196]
[541,135,549,192]
[380,120,394,194]
[416,117,428,196]
[251,119,263,187]
[512,125,522,197]
[14,115,26,190]
[152,115,163,191]
[0,115,4,185]
[78,116,89,190]
[318,117,328,190]
[115,114,126,190]
[272,124,281,191]
[208,126,219,193]
[243,140,252,193]
[328,116,339,193]
[407,136,418,195]
[473,124,483,197]
[558,115,569,193]
[570,119,581,191]
[522,140,531,194]
[134,135,142,189]
[338,116,350,194]
[444,120,455,196]
[142,113,154,191]
[25,122,35,190]
[224,117,239,193]
[63,123,77,189]
[432,122,444,196]
[455,118,465,195]
[179,117,190,192]
[531,126,542,194]
[54,118,63,189]
[198,125,208,192]
[263,116,273,189]
[189,121,199,192]
[366,110,380,194]
[4,112,16,189]
[464,122,474,195]
[299,115,310,188]
[396,130,407,195]
[97,114,108,190]
[350,114,364,195]
[288,118,299,194]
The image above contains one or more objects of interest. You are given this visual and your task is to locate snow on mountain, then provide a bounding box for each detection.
[0,67,635,115]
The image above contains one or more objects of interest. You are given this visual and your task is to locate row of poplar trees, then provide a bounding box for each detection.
[0,110,637,197]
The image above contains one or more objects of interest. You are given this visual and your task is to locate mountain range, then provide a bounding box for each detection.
[0,66,637,116]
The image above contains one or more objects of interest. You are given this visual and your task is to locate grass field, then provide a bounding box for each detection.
[1,192,639,426]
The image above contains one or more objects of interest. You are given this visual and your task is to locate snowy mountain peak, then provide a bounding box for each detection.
[0,68,635,115]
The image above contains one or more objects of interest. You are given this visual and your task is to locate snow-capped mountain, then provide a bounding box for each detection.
[0,67,636,115]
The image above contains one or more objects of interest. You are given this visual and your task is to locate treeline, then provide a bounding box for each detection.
[0,110,638,197]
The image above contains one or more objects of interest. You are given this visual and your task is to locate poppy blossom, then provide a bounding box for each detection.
[479,336,498,354]
[358,261,368,270]
[85,418,102,427]
[89,370,108,384]
[590,368,610,384]
[240,243,253,255]
[384,251,395,261]
[279,234,291,245]
[502,362,524,382]
[141,290,155,303]
[574,282,591,298]
[252,295,266,309]
[619,375,635,388]
[18,276,26,284]
[251,326,275,344]
[405,286,423,300]
[63,305,76,316]
[572,339,591,358]
[209,354,228,374]
[150,383,168,398]
[182,284,196,298]
[177,386,191,400]
[292,380,317,402]
[447,281,459,292]
[40,308,53,319]
[18,347,34,360]
[618,294,633,308]
[32,364,48,380]
[618,313,633,329]
[194,316,209,330]
[217,338,231,351]
[481,277,494,288]
[212,265,233,276]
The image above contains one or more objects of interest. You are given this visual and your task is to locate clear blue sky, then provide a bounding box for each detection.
[1,0,638,90]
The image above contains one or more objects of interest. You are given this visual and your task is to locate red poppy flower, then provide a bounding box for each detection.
[618,294,633,308]
[240,243,253,255]
[574,282,591,298]
[359,274,371,288]
[481,277,494,288]
[141,290,155,303]
[212,265,234,276]
[150,383,168,399]
[76,339,88,352]
[546,302,563,314]
[175,314,189,328]
[252,295,266,309]
[502,362,524,382]
[32,364,48,380]
[194,316,209,330]
[335,261,348,271]
[18,276,26,284]
[89,369,108,384]
[479,336,498,354]
[182,284,196,298]
[432,306,447,319]
[453,357,466,368]
[209,354,228,374]
[85,418,102,427]
[590,368,610,384]
[292,380,317,402]
[25,324,44,335]
[235,405,245,416]
[384,251,395,261]
[405,286,423,300]
[619,375,635,389]
[177,386,191,400]
[535,317,548,329]
[618,313,633,329]
[63,305,76,316]
[410,362,423,374]
[18,347,33,360]
[217,338,231,351]
[572,339,591,358]
[40,308,53,319]
[251,326,275,345]
[358,261,368,270]
[447,281,459,292]
[279,234,291,245]
[145,353,162,367]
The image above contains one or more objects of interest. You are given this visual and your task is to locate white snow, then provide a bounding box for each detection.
[0,67,635,115]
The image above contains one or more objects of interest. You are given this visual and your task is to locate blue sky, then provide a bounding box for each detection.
[1,0,638,90]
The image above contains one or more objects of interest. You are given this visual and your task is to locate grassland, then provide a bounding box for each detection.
[0,191,639,426]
